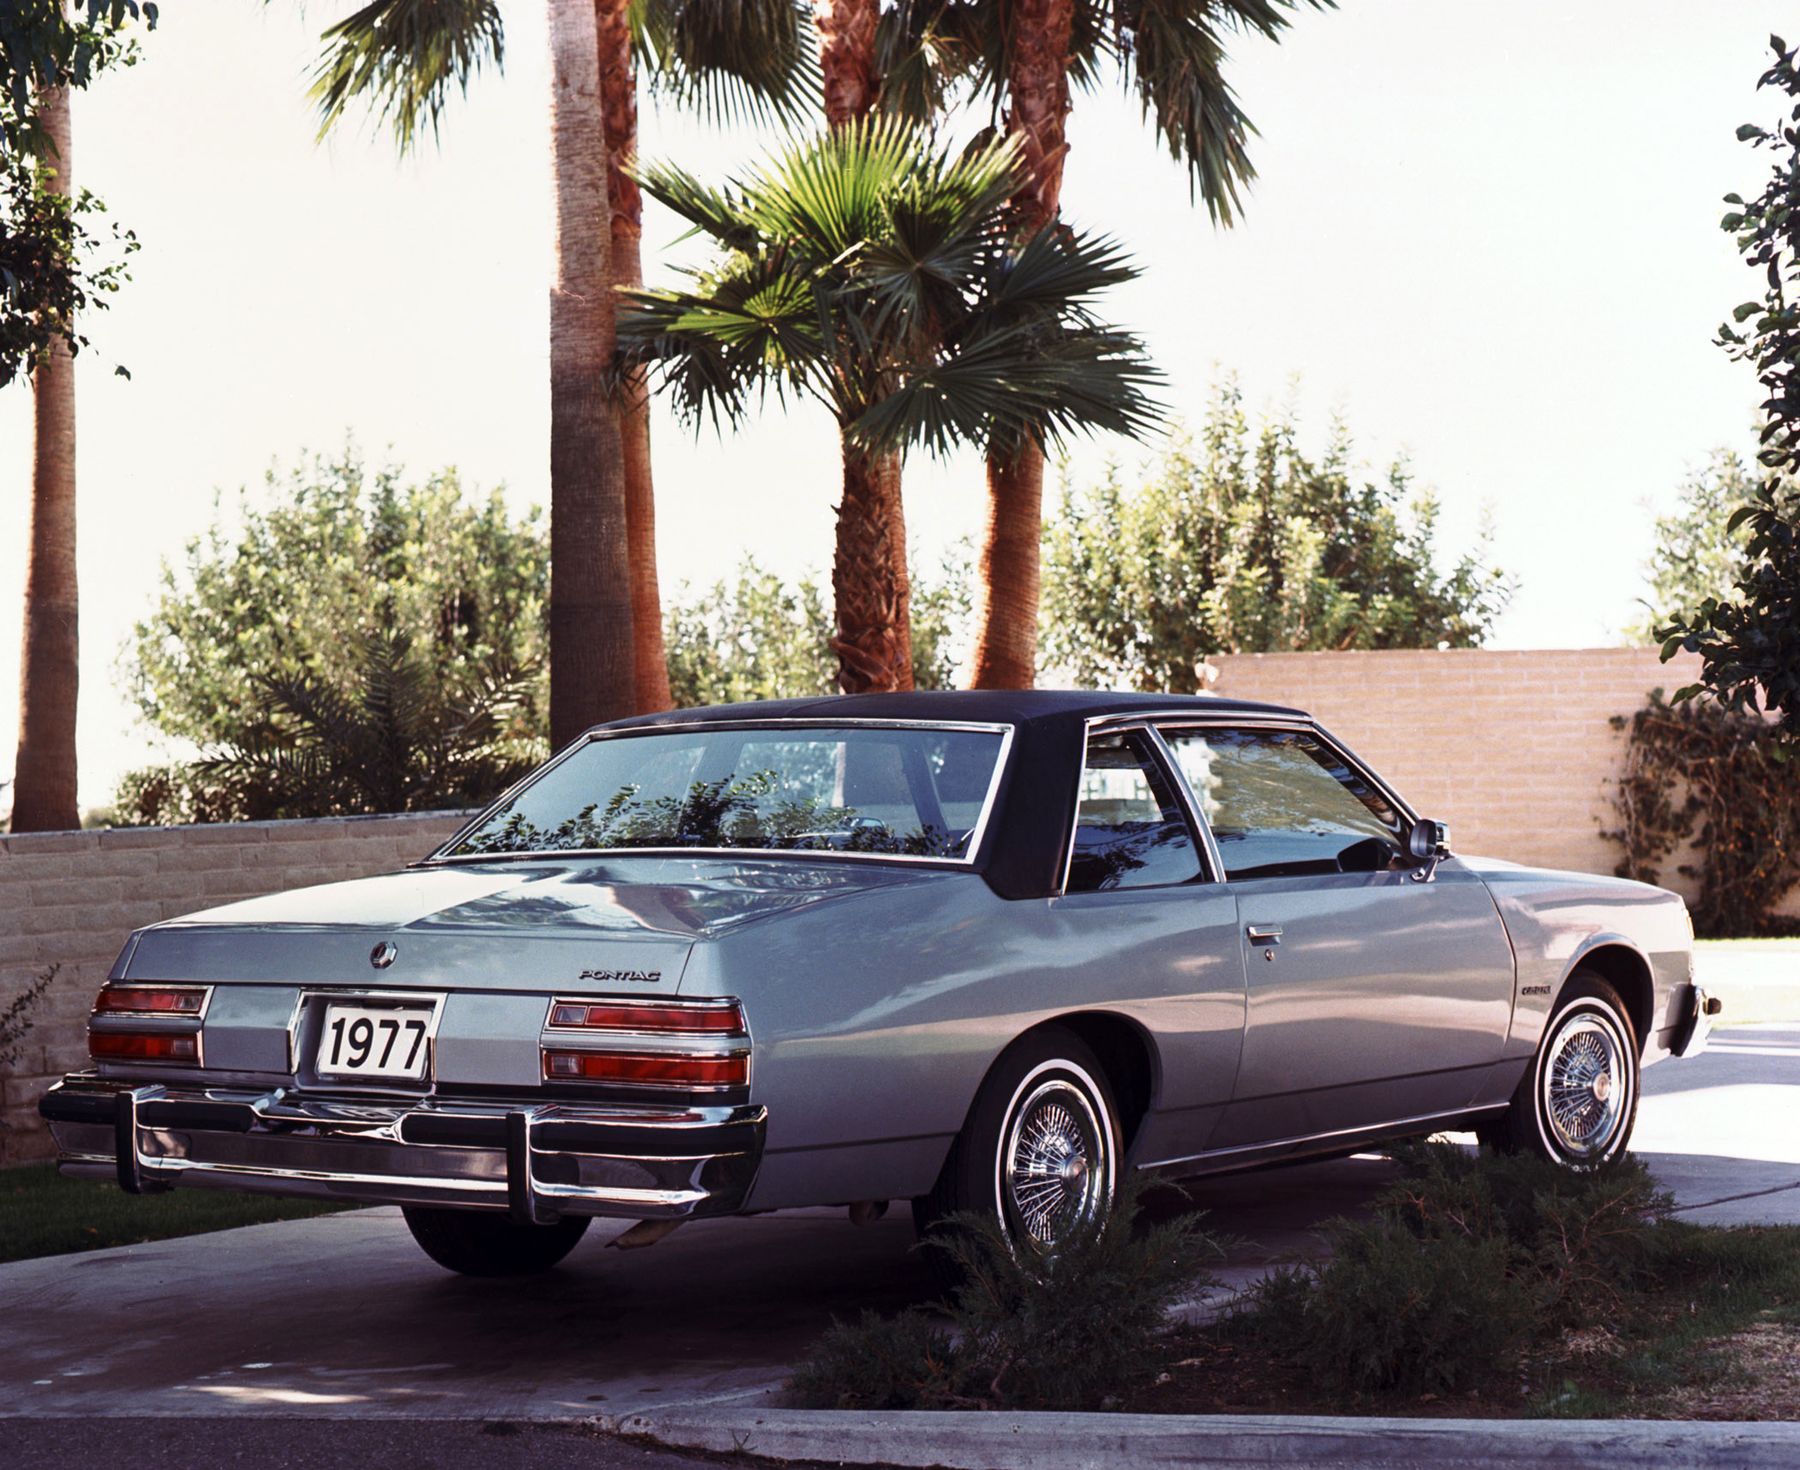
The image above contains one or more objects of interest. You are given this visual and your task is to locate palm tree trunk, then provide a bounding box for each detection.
[969,0,1076,690]
[831,441,913,694]
[813,0,913,693]
[548,0,634,745]
[814,0,880,128]
[596,0,672,713]
[10,84,79,834]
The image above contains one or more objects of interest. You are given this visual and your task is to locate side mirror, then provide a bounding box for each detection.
[1404,817,1449,878]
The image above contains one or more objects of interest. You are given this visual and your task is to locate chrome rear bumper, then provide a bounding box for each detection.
[39,1075,764,1223]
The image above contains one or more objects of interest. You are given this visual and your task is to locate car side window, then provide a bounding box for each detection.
[1065,731,1203,893]
[1164,728,1403,880]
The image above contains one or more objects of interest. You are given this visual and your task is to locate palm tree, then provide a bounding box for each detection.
[306,0,815,727]
[616,121,1160,692]
[10,83,79,834]
[923,0,1331,688]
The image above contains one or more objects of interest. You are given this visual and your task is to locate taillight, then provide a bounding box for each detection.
[542,996,749,1091]
[542,1049,749,1088]
[546,998,746,1034]
[94,986,207,1016]
[90,985,208,1066]
[90,1032,199,1063]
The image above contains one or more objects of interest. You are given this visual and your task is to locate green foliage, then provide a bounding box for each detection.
[193,630,539,821]
[632,0,819,127]
[1041,383,1513,690]
[116,450,549,823]
[1605,691,1800,937]
[305,0,816,151]
[860,1,1330,224]
[790,1174,1222,1411]
[619,118,1160,456]
[1233,1144,1667,1400]
[124,450,548,748]
[0,964,58,1072]
[1633,450,1762,643]
[308,0,504,153]
[0,0,146,384]
[1661,38,1800,736]
[664,548,971,707]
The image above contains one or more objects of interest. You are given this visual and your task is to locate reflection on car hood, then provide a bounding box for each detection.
[126,856,953,991]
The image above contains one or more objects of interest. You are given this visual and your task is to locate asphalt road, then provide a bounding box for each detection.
[1,1024,1795,1441]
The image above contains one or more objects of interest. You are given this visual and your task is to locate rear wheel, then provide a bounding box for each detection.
[402,1207,590,1277]
[1481,971,1640,1166]
[912,1027,1121,1281]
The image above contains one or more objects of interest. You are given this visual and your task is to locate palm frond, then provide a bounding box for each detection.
[308,0,504,153]
[631,0,820,126]
[1117,0,1332,223]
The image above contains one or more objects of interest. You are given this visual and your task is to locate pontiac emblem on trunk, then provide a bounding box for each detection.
[580,968,661,984]
[370,941,398,970]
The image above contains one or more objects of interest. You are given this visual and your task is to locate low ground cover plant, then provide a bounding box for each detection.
[1228,1144,1671,1399]
[793,1145,1800,1418]
[789,1174,1224,1411]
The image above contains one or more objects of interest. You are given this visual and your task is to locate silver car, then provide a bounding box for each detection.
[41,692,1720,1276]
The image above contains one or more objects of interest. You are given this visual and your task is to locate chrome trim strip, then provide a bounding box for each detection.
[1143,723,1224,883]
[424,717,1016,870]
[1140,1104,1500,1172]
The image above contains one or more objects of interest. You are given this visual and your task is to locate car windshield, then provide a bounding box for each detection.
[443,724,1008,861]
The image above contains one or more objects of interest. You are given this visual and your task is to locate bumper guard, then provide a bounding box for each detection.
[40,1075,764,1224]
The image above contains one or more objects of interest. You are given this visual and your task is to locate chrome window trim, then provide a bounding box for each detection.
[424,718,1016,871]
[1143,724,1225,884]
[1142,714,1421,858]
[1056,718,1215,898]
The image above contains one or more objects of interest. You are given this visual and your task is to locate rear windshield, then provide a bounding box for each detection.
[444,725,1008,861]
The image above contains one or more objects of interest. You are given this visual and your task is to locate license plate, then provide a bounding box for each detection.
[315,1003,436,1081]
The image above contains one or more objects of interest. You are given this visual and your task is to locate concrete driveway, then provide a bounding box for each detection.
[2,1025,1797,1425]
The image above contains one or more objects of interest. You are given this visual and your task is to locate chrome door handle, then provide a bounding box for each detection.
[1246,924,1283,946]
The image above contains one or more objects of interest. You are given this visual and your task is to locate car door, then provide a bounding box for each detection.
[1045,727,1247,1169]
[1158,722,1515,1154]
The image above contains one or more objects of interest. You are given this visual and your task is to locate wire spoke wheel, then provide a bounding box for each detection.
[998,1074,1112,1250]
[1539,1011,1629,1160]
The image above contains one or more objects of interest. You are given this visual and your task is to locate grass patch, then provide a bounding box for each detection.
[0,1163,353,1264]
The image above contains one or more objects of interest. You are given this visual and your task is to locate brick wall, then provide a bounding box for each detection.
[0,811,468,1165]
[1209,646,1707,884]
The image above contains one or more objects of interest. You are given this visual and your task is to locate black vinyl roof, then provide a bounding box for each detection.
[594,691,1309,900]
[599,688,1304,732]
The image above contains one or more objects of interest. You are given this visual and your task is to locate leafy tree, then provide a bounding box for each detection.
[116,451,549,819]
[1041,384,1513,692]
[1632,449,1763,642]
[665,548,971,707]
[618,119,1158,694]
[1661,36,1800,737]
[0,0,145,384]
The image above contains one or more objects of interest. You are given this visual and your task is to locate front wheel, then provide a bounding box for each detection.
[402,1206,590,1277]
[1482,972,1640,1166]
[913,1027,1122,1274]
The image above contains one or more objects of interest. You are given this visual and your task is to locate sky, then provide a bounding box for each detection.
[0,0,1789,809]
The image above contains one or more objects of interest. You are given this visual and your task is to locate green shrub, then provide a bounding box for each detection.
[1241,1217,1538,1398]
[788,1175,1222,1411]
[1232,1143,1670,1399]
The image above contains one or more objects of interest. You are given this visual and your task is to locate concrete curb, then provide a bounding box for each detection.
[601,1406,1800,1469]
